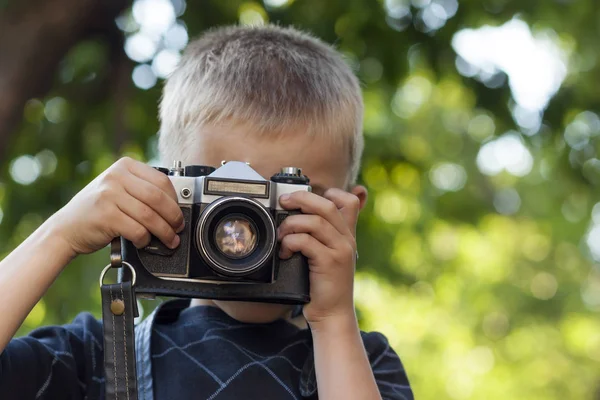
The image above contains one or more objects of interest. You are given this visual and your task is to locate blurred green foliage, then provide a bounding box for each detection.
[2,0,600,399]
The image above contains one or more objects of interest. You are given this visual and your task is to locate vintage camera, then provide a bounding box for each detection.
[120,161,311,304]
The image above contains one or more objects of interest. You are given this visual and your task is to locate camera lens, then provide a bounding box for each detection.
[196,196,276,277]
[214,217,257,258]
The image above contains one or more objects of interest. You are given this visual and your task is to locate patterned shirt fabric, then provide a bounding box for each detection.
[0,301,413,399]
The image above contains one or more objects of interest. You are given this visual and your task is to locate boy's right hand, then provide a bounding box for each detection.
[50,157,184,258]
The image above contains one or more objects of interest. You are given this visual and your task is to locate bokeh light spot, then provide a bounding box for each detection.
[428,223,459,260]
[429,162,467,192]
[586,225,600,261]
[44,97,69,123]
[521,233,551,262]
[592,202,600,224]
[512,104,542,134]
[375,191,407,224]
[115,11,140,33]
[493,188,521,215]
[467,113,495,142]
[10,155,41,185]
[239,3,268,26]
[392,76,433,119]
[482,312,510,339]
[35,149,58,176]
[171,0,186,16]
[125,33,158,63]
[363,90,389,134]
[363,163,388,190]
[375,191,421,224]
[360,58,384,83]
[582,158,600,185]
[467,346,495,375]
[23,99,45,124]
[564,119,591,150]
[420,3,447,31]
[452,18,568,113]
[132,0,175,35]
[13,213,44,244]
[435,0,458,18]
[476,133,533,177]
[446,371,474,399]
[391,163,421,194]
[164,22,189,51]
[385,0,411,19]
[581,271,600,311]
[401,135,432,163]
[531,272,558,300]
[152,49,181,78]
[132,64,157,90]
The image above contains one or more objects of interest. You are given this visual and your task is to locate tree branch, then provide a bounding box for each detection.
[0,0,130,160]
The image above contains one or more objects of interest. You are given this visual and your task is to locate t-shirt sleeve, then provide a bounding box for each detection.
[362,331,414,400]
[0,312,105,400]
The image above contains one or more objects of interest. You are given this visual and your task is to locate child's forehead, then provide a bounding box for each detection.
[187,124,350,190]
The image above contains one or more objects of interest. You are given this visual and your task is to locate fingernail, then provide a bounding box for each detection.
[176,221,185,233]
[169,235,180,249]
[280,194,290,202]
[276,227,282,240]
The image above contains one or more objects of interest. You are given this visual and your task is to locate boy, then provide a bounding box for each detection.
[0,24,413,399]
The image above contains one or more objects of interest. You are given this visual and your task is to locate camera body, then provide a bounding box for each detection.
[120,161,311,304]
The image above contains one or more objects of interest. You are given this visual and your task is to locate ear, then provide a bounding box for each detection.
[350,185,368,211]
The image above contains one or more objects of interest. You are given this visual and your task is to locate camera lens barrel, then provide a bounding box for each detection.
[196,196,276,277]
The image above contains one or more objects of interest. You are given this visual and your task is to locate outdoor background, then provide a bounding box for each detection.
[1,0,600,398]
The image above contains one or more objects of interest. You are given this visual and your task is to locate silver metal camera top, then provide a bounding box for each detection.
[210,161,265,181]
[222,160,251,166]
[281,167,302,175]
[170,160,184,176]
[167,161,311,209]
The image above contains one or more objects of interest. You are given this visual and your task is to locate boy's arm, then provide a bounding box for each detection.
[0,157,184,353]
[310,313,382,399]
[279,189,412,399]
[0,219,76,352]
[312,320,412,400]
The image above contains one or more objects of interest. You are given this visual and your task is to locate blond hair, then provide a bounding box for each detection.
[158,24,364,184]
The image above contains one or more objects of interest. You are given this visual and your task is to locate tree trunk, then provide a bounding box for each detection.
[0,0,130,161]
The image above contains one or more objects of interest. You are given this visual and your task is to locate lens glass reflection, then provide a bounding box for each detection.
[215,217,257,258]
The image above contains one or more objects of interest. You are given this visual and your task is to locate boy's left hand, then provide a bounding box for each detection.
[278,188,360,328]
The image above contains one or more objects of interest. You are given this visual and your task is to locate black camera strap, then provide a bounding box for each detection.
[100,238,139,400]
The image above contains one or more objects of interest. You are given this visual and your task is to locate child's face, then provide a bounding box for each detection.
[183,120,364,323]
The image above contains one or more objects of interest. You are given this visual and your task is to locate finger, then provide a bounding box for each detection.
[322,188,361,236]
[279,191,348,236]
[123,157,179,203]
[116,190,181,249]
[279,232,329,261]
[277,214,341,249]
[114,210,152,249]
[122,172,184,232]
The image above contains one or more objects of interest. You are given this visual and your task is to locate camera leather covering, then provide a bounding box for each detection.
[118,238,310,305]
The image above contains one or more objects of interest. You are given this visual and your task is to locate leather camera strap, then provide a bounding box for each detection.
[101,280,139,400]
[101,238,139,400]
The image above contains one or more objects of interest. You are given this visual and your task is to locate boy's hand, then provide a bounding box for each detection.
[278,188,360,328]
[51,157,184,258]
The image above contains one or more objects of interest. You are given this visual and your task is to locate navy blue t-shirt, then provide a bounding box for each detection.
[0,301,413,399]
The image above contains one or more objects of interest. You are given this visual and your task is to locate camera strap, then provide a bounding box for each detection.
[100,238,139,400]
